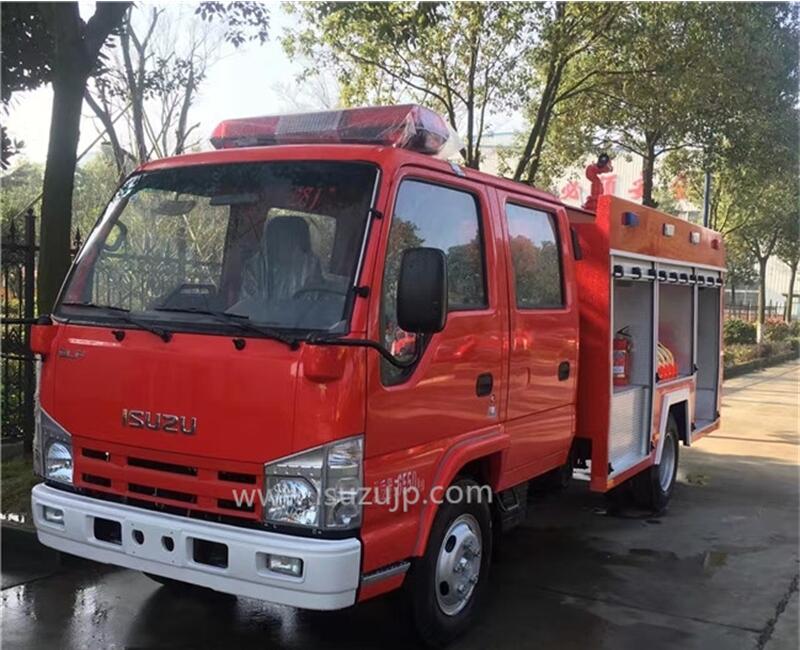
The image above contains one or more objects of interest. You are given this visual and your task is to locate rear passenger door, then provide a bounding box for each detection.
[499,194,578,471]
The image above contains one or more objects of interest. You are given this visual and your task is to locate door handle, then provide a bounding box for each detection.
[476,373,493,397]
[558,361,570,381]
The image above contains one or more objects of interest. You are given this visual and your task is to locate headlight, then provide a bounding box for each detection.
[264,435,363,531]
[45,441,73,483]
[36,406,73,485]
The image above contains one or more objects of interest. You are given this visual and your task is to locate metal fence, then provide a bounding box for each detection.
[724,302,787,322]
[2,209,39,449]
[1,209,83,450]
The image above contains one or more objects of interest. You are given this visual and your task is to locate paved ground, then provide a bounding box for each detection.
[2,361,798,649]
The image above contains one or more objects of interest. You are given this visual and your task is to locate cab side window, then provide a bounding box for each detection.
[505,203,564,309]
[381,180,486,383]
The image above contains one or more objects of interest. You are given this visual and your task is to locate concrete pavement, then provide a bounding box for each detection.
[2,361,798,649]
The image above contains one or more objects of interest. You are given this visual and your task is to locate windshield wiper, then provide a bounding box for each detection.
[61,301,172,342]
[304,332,421,368]
[151,307,299,349]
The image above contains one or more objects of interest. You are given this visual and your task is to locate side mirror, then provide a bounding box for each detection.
[397,247,447,334]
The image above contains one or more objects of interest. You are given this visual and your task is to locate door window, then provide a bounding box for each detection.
[381,179,486,383]
[505,204,564,309]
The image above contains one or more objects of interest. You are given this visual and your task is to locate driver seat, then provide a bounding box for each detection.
[264,216,323,300]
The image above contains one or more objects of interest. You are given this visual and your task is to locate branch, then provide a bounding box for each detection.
[346,51,452,112]
[84,2,132,57]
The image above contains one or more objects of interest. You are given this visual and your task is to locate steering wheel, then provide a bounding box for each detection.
[292,286,348,300]
[102,222,128,252]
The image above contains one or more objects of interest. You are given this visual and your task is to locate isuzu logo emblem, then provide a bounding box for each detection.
[122,409,197,435]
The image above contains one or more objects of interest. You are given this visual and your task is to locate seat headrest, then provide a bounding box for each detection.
[265,216,312,255]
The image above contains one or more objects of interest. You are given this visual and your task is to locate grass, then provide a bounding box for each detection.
[1,455,39,524]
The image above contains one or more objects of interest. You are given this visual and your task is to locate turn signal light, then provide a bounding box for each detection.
[30,323,57,356]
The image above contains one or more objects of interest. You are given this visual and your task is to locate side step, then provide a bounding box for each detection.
[495,482,528,533]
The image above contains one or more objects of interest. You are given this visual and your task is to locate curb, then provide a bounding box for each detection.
[1,520,37,537]
[724,351,799,379]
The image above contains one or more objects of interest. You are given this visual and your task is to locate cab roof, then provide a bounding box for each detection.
[137,143,563,211]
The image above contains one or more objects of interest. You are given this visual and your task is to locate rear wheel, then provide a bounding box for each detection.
[632,413,680,512]
[407,478,492,647]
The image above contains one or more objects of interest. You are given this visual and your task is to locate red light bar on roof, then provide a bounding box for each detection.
[210,104,451,154]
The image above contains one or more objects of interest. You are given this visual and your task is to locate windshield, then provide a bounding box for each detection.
[58,161,378,334]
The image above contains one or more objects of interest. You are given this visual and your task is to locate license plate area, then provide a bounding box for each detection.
[121,519,181,565]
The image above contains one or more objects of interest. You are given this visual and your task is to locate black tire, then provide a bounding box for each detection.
[546,456,574,491]
[407,478,493,648]
[631,413,680,512]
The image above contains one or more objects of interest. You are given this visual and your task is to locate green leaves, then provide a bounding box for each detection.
[195,2,270,47]
[283,2,536,169]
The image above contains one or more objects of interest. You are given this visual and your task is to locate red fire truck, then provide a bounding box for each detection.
[30,105,725,646]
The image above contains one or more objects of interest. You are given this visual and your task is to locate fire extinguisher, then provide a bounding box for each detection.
[613,327,632,387]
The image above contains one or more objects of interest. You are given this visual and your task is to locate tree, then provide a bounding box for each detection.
[776,212,800,322]
[71,151,121,239]
[29,2,269,313]
[723,235,758,308]
[584,3,798,207]
[1,3,54,168]
[512,2,625,184]
[284,2,534,169]
[86,3,270,178]
[0,162,44,227]
[735,175,797,341]
[37,2,130,314]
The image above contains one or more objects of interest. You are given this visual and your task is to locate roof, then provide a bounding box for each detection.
[136,144,562,207]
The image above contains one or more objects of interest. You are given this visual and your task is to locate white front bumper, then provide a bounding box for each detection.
[31,483,361,610]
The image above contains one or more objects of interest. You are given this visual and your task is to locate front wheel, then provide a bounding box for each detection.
[631,413,680,512]
[407,478,492,648]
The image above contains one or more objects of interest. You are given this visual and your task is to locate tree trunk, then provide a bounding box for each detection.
[37,4,92,315]
[642,137,657,208]
[37,2,131,313]
[38,73,87,314]
[756,256,768,343]
[513,60,561,183]
[527,98,557,184]
[786,260,798,322]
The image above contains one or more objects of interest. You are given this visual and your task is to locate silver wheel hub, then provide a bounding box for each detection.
[435,514,482,616]
[658,432,676,491]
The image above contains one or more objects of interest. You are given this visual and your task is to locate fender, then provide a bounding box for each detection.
[412,428,510,557]
[655,388,690,463]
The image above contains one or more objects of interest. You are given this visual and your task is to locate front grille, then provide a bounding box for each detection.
[82,473,111,487]
[128,456,198,476]
[128,483,197,503]
[73,438,263,521]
